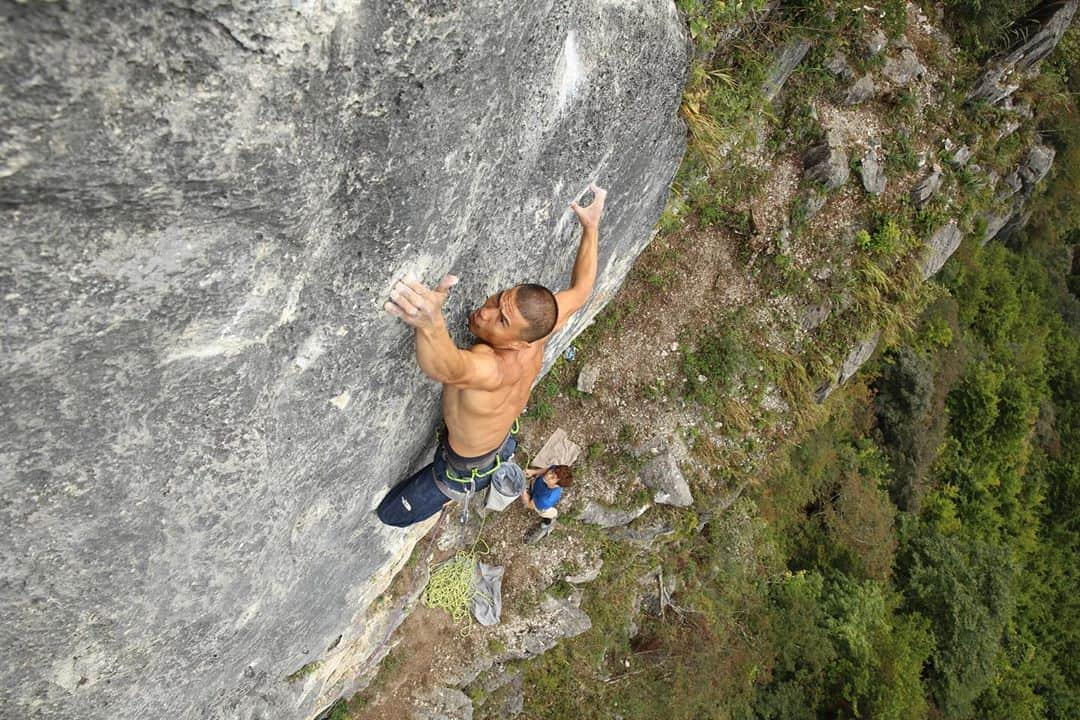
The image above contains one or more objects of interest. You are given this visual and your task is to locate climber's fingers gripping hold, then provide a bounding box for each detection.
[570,182,607,229]
[384,274,459,330]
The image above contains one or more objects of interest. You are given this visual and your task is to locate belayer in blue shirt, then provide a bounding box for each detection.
[520,464,573,544]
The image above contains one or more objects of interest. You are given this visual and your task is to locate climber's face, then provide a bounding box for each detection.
[469,286,529,348]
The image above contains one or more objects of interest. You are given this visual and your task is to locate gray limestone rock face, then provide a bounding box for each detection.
[578,500,649,528]
[920,221,963,280]
[0,2,687,719]
[911,165,943,207]
[969,1,1078,106]
[859,147,887,196]
[883,48,927,86]
[803,142,850,192]
[762,37,813,101]
[842,74,877,106]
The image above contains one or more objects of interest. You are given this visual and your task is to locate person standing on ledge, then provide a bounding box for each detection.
[377,183,607,527]
[521,464,574,544]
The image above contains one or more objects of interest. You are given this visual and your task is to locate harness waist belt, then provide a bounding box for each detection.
[438,421,519,485]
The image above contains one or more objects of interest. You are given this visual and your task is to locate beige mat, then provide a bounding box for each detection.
[529,427,581,469]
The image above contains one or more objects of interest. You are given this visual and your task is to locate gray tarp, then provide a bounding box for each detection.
[471,561,505,626]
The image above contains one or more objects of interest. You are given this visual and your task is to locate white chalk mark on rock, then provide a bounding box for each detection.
[557,31,583,111]
[330,390,351,410]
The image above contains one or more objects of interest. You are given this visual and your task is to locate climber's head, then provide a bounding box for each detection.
[469,284,557,348]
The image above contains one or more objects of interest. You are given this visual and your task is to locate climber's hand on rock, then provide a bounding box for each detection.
[571,183,607,229]
[384,274,459,331]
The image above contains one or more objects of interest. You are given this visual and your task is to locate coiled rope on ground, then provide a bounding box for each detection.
[422,515,494,634]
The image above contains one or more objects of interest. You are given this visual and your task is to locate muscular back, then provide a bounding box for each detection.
[442,341,546,456]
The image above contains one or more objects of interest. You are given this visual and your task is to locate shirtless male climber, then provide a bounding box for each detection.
[376,183,608,527]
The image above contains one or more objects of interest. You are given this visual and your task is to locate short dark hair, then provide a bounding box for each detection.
[549,465,573,487]
[515,284,558,342]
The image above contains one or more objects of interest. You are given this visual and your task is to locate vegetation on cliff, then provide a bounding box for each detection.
[516,1,1079,718]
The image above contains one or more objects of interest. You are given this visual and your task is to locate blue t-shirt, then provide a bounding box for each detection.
[531,477,562,511]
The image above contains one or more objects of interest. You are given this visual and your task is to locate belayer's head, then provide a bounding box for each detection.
[543,464,573,488]
[469,283,558,349]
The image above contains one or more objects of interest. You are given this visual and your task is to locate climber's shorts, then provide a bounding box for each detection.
[376,431,518,527]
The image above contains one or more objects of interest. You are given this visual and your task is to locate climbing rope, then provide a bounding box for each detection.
[421,514,494,635]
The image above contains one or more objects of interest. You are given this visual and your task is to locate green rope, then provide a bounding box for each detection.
[421,515,493,634]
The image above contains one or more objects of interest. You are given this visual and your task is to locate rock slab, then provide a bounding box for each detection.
[0,3,688,718]
[920,221,963,280]
[859,147,887,195]
[639,449,693,507]
[578,500,649,528]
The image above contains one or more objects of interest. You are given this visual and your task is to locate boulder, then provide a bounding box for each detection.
[762,37,814,101]
[0,2,687,718]
[1018,143,1055,190]
[506,594,592,658]
[412,687,474,720]
[577,500,649,528]
[612,524,676,549]
[864,28,888,57]
[883,48,926,86]
[843,74,877,105]
[1000,171,1024,199]
[825,51,855,81]
[920,221,963,280]
[447,594,591,689]
[996,118,1023,140]
[796,188,829,221]
[804,141,850,191]
[639,449,693,507]
[950,144,973,167]
[981,210,1016,246]
[576,364,601,394]
[800,299,833,332]
[911,165,943,207]
[565,558,604,584]
[859,147,887,195]
[465,666,524,719]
